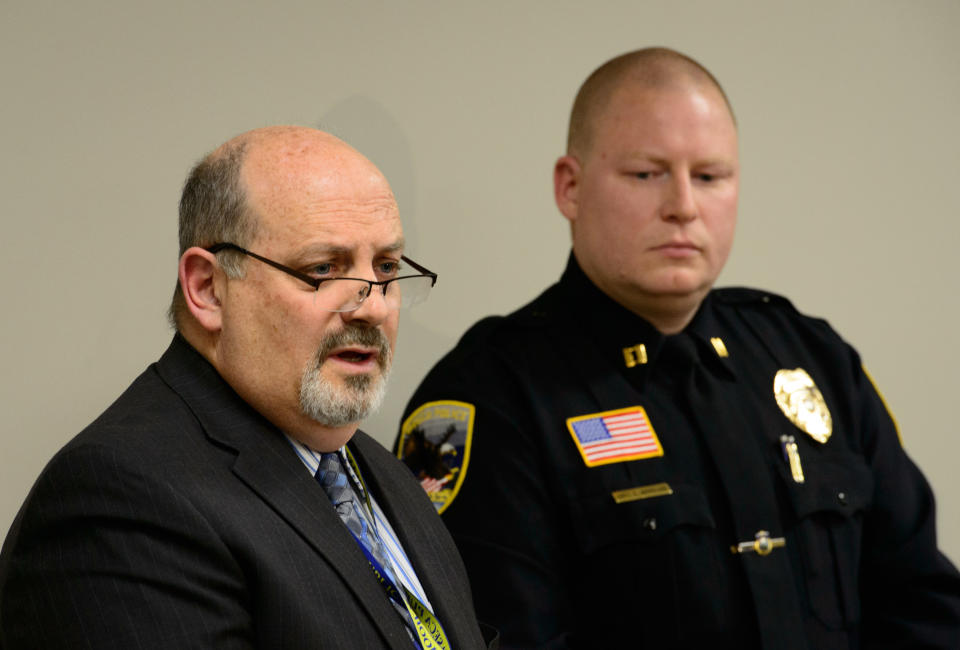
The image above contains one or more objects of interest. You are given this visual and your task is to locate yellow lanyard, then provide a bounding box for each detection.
[343,448,453,650]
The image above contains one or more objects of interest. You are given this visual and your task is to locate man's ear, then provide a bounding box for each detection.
[179,247,223,333]
[553,154,582,223]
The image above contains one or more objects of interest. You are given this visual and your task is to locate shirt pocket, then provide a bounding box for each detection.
[567,483,723,642]
[779,451,874,629]
[569,482,715,551]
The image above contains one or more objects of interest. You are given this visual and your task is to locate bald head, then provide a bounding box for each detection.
[170,126,395,328]
[237,127,395,236]
[566,47,735,158]
[172,125,404,448]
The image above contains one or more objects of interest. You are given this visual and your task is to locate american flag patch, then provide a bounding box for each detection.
[566,406,663,467]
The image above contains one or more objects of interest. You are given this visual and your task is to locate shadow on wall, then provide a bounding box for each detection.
[362,317,456,450]
[317,94,420,252]
[318,96,455,448]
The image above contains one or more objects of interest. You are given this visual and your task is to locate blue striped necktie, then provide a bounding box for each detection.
[315,452,418,641]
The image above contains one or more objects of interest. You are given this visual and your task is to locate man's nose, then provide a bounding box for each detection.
[341,281,391,326]
[660,173,698,223]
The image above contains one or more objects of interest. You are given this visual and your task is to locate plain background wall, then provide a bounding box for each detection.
[2,1,958,563]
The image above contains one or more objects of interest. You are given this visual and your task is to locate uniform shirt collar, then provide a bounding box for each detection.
[555,252,735,382]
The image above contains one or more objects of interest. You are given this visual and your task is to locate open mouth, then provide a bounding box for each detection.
[331,349,376,364]
[313,326,391,373]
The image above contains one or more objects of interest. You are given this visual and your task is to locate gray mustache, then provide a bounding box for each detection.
[315,326,391,370]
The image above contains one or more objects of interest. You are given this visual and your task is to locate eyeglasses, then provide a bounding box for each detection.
[205,242,437,312]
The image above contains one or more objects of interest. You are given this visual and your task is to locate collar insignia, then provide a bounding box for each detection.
[710,337,729,358]
[622,344,648,368]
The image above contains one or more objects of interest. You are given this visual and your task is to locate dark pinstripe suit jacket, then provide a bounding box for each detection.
[0,335,496,649]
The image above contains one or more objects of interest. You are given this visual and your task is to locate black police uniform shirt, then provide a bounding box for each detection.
[396,254,960,650]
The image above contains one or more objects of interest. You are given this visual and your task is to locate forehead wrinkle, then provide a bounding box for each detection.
[295,237,405,259]
[249,186,398,229]
[299,194,399,220]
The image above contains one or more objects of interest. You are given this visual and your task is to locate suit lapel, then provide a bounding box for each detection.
[156,336,413,649]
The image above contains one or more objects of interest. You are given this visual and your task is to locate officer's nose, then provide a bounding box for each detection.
[660,173,698,223]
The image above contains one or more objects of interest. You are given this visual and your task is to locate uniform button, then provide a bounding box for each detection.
[643,517,657,531]
[838,492,847,505]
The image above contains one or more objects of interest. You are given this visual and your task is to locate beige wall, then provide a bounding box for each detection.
[2,1,958,564]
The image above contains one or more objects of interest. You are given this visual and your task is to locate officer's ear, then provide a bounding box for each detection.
[554,154,581,223]
[179,246,224,333]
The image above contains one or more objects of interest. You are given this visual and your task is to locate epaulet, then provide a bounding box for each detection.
[510,283,564,328]
[712,286,799,312]
[458,315,507,347]
[467,283,560,334]
[451,284,561,354]
[711,286,839,355]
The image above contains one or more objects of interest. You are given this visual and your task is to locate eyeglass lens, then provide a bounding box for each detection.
[313,276,434,312]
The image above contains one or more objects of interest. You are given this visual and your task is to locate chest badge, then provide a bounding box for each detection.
[774,368,832,443]
[397,400,476,514]
[566,406,663,467]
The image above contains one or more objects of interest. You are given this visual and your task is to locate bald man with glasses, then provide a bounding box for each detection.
[0,126,496,650]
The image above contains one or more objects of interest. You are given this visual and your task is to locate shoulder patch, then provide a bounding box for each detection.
[566,406,663,467]
[397,401,476,514]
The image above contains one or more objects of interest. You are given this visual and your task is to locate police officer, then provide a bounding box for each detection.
[396,48,960,648]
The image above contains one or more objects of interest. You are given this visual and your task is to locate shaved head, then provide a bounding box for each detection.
[567,47,735,158]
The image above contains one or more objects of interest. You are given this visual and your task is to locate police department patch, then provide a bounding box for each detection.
[566,406,663,467]
[397,400,475,513]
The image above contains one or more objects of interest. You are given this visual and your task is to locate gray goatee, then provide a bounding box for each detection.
[299,325,392,427]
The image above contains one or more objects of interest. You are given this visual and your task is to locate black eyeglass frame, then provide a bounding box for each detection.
[205,242,438,296]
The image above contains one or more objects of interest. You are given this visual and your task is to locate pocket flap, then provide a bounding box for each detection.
[569,482,715,554]
[782,452,873,520]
